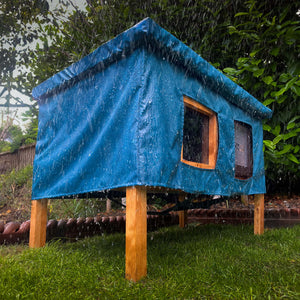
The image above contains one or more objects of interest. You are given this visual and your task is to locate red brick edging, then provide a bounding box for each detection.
[0,214,179,245]
[1,208,299,245]
[187,208,300,227]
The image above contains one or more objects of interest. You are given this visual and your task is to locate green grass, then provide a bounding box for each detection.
[0,224,299,299]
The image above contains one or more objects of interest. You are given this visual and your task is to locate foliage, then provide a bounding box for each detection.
[22,107,39,145]
[0,0,51,97]
[25,0,268,83]
[0,166,32,214]
[0,118,38,153]
[0,0,71,117]
[0,166,109,222]
[27,0,251,84]
[0,224,299,298]
[222,0,300,192]
[0,0,48,148]
[48,198,108,220]
[0,124,24,152]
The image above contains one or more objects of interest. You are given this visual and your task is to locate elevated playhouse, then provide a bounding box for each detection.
[29,18,272,281]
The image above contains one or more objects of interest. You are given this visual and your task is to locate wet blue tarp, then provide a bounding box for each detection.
[32,18,272,199]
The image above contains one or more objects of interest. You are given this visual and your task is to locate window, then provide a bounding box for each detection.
[235,121,253,179]
[181,96,218,169]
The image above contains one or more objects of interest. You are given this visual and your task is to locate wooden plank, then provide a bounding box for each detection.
[178,194,187,228]
[208,112,218,169]
[125,186,147,281]
[29,199,48,248]
[254,194,264,235]
[0,143,36,174]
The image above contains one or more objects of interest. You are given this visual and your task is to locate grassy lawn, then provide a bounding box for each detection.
[0,224,299,299]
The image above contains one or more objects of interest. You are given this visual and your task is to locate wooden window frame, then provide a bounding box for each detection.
[234,120,253,179]
[181,96,218,169]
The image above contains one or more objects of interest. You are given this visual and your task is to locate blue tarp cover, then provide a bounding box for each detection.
[32,18,272,199]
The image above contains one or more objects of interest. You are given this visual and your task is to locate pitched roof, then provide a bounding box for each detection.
[33,18,272,120]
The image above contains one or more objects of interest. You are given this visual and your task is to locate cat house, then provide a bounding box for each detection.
[30,18,272,281]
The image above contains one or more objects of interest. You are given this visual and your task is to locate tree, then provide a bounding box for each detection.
[0,0,51,93]
[0,123,24,152]
[22,107,39,145]
[28,0,247,84]
[0,0,70,151]
[0,0,74,114]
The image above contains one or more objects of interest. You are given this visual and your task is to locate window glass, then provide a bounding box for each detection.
[235,121,253,179]
[181,96,218,169]
[182,106,209,164]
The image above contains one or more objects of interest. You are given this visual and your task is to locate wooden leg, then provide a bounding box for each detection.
[106,198,111,212]
[254,194,264,235]
[29,199,48,248]
[241,195,249,206]
[178,194,187,228]
[125,186,147,281]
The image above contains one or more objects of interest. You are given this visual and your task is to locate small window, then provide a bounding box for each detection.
[181,96,218,169]
[235,121,253,179]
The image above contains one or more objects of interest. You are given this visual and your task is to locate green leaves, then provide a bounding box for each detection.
[291,85,300,96]
[279,73,290,83]
[263,116,300,168]
[223,67,238,76]
[287,154,300,164]
[223,1,300,191]
[262,76,273,85]
[270,47,279,56]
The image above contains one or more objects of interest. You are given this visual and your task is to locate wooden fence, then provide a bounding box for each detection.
[0,144,36,174]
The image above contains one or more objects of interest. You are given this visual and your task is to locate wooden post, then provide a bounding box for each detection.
[125,186,147,281]
[178,194,187,228]
[241,195,249,206]
[106,198,111,212]
[29,199,48,248]
[254,194,264,235]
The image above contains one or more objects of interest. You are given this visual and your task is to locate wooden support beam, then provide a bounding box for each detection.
[125,186,147,282]
[29,199,48,248]
[178,194,187,228]
[254,194,264,235]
